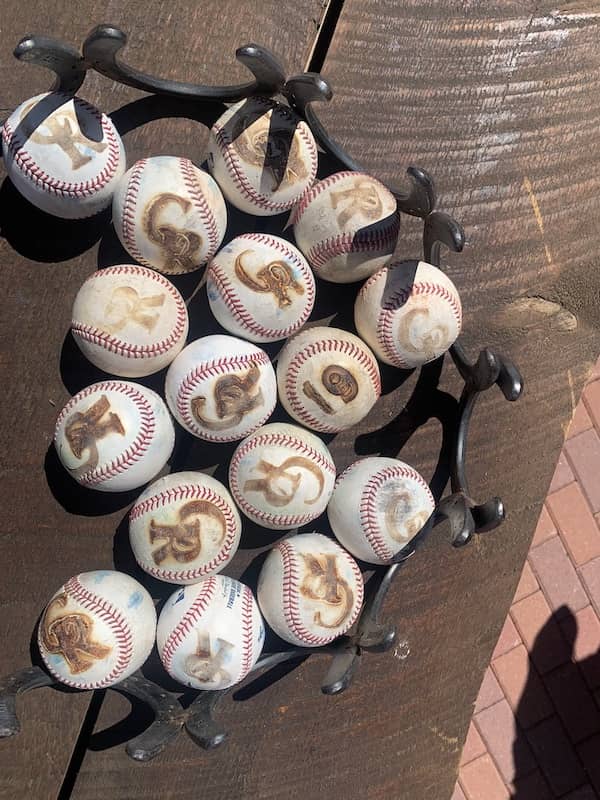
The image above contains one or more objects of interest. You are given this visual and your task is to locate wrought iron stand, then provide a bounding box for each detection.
[0,25,523,761]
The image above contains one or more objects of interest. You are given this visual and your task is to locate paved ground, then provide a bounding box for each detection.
[454,359,600,800]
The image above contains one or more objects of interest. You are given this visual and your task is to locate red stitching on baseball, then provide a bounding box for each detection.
[72,266,187,360]
[160,576,218,674]
[282,336,381,433]
[359,464,434,562]
[278,540,363,646]
[130,484,238,580]
[239,584,255,680]
[176,351,272,441]
[371,277,462,369]
[120,159,150,266]
[307,217,400,275]
[229,431,335,527]
[289,171,357,226]
[38,575,134,689]
[2,93,121,199]
[207,238,314,341]
[211,101,317,213]
[55,381,157,487]
[179,158,221,262]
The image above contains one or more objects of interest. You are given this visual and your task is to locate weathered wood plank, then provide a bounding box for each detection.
[0,4,322,799]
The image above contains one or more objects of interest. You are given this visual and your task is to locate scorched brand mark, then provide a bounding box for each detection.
[143,193,203,272]
[191,365,264,431]
[330,179,383,227]
[102,285,165,334]
[64,394,125,477]
[243,457,324,507]
[184,630,233,685]
[234,250,304,307]
[299,553,353,629]
[41,593,112,674]
[148,499,226,565]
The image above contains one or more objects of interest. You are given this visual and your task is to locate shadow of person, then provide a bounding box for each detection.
[511,605,600,798]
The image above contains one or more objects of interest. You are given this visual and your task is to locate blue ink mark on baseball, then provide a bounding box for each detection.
[174,588,185,605]
[48,654,64,666]
[207,287,218,302]
[93,571,111,583]
[258,622,265,641]
[128,591,143,609]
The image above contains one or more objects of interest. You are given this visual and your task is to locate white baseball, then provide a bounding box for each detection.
[1,92,125,219]
[327,457,435,565]
[71,265,188,377]
[165,335,276,442]
[276,326,381,433]
[257,533,364,647]
[156,575,264,690]
[355,260,462,369]
[228,422,336,530]
[207,96,318,216]
[38,570,156,689]
[54,380,175,492]
[129,471,241,584]
[206,233,315,343]
[112,156,227,274]
[291,170,400,283]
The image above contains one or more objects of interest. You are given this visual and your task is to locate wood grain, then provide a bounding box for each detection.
[69,5,600,800]
[0,3,322,799]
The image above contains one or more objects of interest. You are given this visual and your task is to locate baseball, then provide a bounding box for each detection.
[112,155,227,274]
[206,233,315,343]
[327,457,435,565]
[165,335,276,442]
[276,326,381,433]
[129,471,241,584]
[71,265,188,377]
[38,570,156,689]
[54,380,175,492]
[257,533,364,647]
[156,575,264,690]
[1,92,125,219]
[228,422,336,530]
[291,170,400,283]
[355,260,462,369]
[207,96,318,216]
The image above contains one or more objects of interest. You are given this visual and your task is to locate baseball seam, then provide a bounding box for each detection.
[72,266,187,359]
[289,170,358,226]
[212,105,317,213]
[179,158,221,262]
[130,484,238,580]
[373,279,462,368]
[229,432,335,527]
[239,585,255,680]
[283,337,381,433]
[177,351,272,441]
[120,159,152,267]
[278,540,331,646]
[39,575,134,689]
[207,246,314,341]
[160,576,218,674]
[2,94,121,198]
[307,218,400,275]
[55,381,156,487]
[359,464,434,562]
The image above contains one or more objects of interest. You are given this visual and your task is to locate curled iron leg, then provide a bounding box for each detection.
[82,25,285,102]
[14,35,86,94]
[112,672,185,762]
[0,666,54,737]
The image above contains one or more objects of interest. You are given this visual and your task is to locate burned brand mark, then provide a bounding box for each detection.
[299,553,353,629]
[184,630,234,685]
[64,394,125,477]
[191,365,264,431]
[20,100,108,170]
[103,285,165,334]
[234,250,304,307]
[149,500,226,565]
[234,114,307,191]
[41,593,112,674]
[143,193,203,272]
[244,457,324,507]
[330,179,383,227]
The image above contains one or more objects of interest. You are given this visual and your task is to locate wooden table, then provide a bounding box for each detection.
[1,3,599,798]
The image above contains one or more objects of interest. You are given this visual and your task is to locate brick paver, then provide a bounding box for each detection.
[455,356,600,799]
